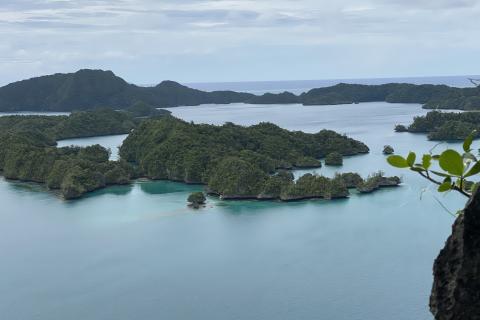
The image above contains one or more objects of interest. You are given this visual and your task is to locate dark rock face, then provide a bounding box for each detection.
[430,189,480,320]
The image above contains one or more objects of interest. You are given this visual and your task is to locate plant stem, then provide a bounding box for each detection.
[419,171,471,198]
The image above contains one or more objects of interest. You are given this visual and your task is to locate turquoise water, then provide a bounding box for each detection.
[0,102,466,320]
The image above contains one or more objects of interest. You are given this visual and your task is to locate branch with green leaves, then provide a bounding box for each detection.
[387,131,479,198]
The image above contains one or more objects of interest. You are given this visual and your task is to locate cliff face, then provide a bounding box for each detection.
[430,189,480,320]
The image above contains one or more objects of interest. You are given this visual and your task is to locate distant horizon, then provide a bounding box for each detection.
[2,1,480,88]
[184,74,480,85]
[3,68,479,88]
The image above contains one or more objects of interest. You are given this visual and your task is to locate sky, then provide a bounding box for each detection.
[0,0,479,85]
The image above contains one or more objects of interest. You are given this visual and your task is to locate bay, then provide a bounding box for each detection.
[0,101,466,320]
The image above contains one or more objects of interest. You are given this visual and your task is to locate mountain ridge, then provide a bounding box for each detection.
[1,69,480,111]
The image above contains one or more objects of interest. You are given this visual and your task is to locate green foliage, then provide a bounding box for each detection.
[78,145,110,163]
[208,157,268,198]
[325,152,343,166]
[294,156,322,168]
[120,117,368,186]
[0,110,138,199]
[299,83,480,109]
[0,108,140,142]
[187,192,206,206]
[336,172,363,188]
[356,171,401,193]
[406,111,480,140]
[279,173,349,200]
[247,92,299,104]
[259,171,295,198]
[0,69,255,111]
[3,70,479,112]
[125,101,171,118]
[387,131,479,198]
[53,108,136,140]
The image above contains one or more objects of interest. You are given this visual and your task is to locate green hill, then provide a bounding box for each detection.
[0,69,254,111]
[2,70,480,111]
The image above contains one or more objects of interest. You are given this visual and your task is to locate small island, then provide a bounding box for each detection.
[400,111,480,140]
[383,145,394,154]
[394,124,408,132]
[187,192,206,208]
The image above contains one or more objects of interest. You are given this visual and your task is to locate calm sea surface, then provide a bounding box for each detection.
[0,79,470,320]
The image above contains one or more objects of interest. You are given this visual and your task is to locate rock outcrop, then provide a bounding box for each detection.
[430,189,480,320]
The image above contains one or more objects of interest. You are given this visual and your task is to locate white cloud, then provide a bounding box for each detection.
[0,0,479,84]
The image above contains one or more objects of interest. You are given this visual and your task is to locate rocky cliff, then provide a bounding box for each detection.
[430,189,480,320]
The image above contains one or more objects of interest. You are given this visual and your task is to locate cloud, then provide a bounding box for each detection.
[0,0,479,84]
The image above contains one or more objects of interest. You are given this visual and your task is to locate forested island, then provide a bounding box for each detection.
[0,105,169,199]
[1,69,479,112]
[398,111,480,140]
[120,117,399,201]
[0,109,401,200]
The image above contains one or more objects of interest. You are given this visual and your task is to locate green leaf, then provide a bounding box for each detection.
[463,130,477,153]
[465,161,480,178]
[439,150,464,176]
[406,152,416,167]
[387,155,409,168]
[438,182,452,192]
[422,154,432,170]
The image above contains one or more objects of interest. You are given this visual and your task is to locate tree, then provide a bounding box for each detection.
[187,192,206,208]
[325,152,343,166]
[387,131,479,199]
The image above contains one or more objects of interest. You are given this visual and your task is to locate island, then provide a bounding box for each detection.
[1,69,479,112]
[0,106,169,199]
[399,111,480,140]
[187,192,207,208]
[383,145,394,154]
[0,109,404,201]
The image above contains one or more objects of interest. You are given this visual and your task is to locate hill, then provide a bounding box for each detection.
[0,69,254,111]
[1,70,480,111]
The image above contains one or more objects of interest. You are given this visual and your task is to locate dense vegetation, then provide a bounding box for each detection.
[356,172,401,193]
[325,152,343,166]
[300,83,480,110]
[0,107,173,199]
[402,111,480,140]
[119,116,368,182]
[0,103,404,202]
[0,104,170,141]
[187,192,206,208]
[0,69,254,111]
[119,116,402,200]
[209,168,400,201]
[0,132,133,199]
[2,69,479,112]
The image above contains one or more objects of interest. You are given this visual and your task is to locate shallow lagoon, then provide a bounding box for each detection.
[0,102,466,320]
